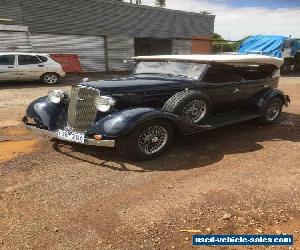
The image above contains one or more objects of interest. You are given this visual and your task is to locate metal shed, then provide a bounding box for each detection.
[0,0,215,72]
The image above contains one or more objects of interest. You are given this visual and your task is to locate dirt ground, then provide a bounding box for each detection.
[0,74,299,250]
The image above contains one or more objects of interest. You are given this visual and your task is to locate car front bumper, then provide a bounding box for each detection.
[25,124,115,148]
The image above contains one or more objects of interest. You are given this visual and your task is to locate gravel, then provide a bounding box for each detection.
[0,74,299,249]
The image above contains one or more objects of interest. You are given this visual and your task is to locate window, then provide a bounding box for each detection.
[135,61,208,79]
[18,55,41,65]
[0,55,15,65]
[202,63,277,83]
[203,64,244,83]
[37,56,48,63]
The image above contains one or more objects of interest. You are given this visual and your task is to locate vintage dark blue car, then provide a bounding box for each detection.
[23,55,290,160]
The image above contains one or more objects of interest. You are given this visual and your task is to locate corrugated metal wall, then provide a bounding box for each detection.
[172,39,192,55]
[0,0,215,39]
[107,36,134,71]
[0,31,32,52]
[30,33,106,72]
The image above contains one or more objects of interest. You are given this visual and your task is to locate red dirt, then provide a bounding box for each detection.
[0,75,299,249]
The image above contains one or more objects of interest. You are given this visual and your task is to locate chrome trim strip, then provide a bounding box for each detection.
[25,125,115,148]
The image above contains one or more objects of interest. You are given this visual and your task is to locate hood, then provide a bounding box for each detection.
[84,76,194,95]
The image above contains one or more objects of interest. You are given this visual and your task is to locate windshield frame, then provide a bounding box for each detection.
[133,60,209,80]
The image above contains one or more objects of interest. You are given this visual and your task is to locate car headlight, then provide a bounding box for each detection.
[48,90,67,104]
[95,96,116,112]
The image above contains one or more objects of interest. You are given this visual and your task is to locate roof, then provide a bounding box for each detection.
[0,0,215,39]
[0,52,49,56]
[132,54,284,68]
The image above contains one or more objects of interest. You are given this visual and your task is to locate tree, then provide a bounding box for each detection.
[155,0,166,7]
[212,33,254,53]
[212,33,240,53]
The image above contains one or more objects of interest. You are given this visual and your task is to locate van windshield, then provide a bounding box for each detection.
[134,61,208,79]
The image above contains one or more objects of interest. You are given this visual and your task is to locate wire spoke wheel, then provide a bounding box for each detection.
[138,125,169,155]
[266,103,280,121]
[181,99,207,123]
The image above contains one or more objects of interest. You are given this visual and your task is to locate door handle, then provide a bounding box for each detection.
[38,65,44,67]
[233,88,241,93]
[8,66,15,69]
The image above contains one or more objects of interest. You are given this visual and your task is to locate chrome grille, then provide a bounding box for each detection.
[67,85,99,132]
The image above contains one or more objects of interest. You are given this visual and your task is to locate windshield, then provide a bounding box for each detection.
[134,61,207,79]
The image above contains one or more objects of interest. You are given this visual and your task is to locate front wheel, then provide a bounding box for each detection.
[41,73,60,85]
[116,120,174,160]
[259,97,283,124]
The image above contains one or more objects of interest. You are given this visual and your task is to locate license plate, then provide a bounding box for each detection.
[58,130,85,144]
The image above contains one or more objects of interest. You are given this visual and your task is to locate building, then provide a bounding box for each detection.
[0,0,215,72]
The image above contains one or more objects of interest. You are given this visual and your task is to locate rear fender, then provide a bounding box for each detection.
[86,108,207,139]
[25,96,67,130]
[258,89,290,111]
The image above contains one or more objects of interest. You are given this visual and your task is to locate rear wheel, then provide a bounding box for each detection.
[259,97,283,124]
[41,73,60,85]
[116,120,174,160]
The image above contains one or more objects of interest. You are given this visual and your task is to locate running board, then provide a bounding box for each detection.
[198,111,260,130]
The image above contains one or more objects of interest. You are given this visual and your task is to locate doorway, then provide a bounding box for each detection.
[134,38,172,56]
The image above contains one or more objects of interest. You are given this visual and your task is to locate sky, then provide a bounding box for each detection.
[124,0,300,40]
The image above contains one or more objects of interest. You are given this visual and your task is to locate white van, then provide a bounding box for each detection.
[0,52,66,84]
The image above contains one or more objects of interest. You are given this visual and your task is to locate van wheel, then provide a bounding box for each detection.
[41,73,60,84]
[260,97,283,124]
[162,90,209,124]
[116,120,173,160]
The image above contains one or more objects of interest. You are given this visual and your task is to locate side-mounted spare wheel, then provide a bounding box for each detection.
[116,120,174,160]
[259,97,283,124]
[162,90,210,124]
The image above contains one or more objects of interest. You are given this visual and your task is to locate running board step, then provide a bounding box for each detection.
[199,111,260,129]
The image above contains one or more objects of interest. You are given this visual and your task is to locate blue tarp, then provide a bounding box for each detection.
[239,35,300,58]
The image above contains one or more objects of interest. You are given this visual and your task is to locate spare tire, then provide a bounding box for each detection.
[162,90,210,124]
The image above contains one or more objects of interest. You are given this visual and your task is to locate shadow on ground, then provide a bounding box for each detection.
[52,112,300,172]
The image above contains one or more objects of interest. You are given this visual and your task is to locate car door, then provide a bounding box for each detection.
[0,54,17,81]
[17,55,45,80]
[241,64,277,100]
[198,66,244,113]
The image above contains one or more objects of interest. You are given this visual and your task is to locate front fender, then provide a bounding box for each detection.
[86,108,207,138]
[25,96,67,130]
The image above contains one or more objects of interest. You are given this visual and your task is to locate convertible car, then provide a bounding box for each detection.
[23,54,290,160]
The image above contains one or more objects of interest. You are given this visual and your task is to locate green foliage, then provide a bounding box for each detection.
[212,33,251,53]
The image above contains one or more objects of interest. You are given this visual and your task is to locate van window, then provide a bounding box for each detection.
[0,55,15,65]
[37,56,48,63]
[19,55,41,65]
